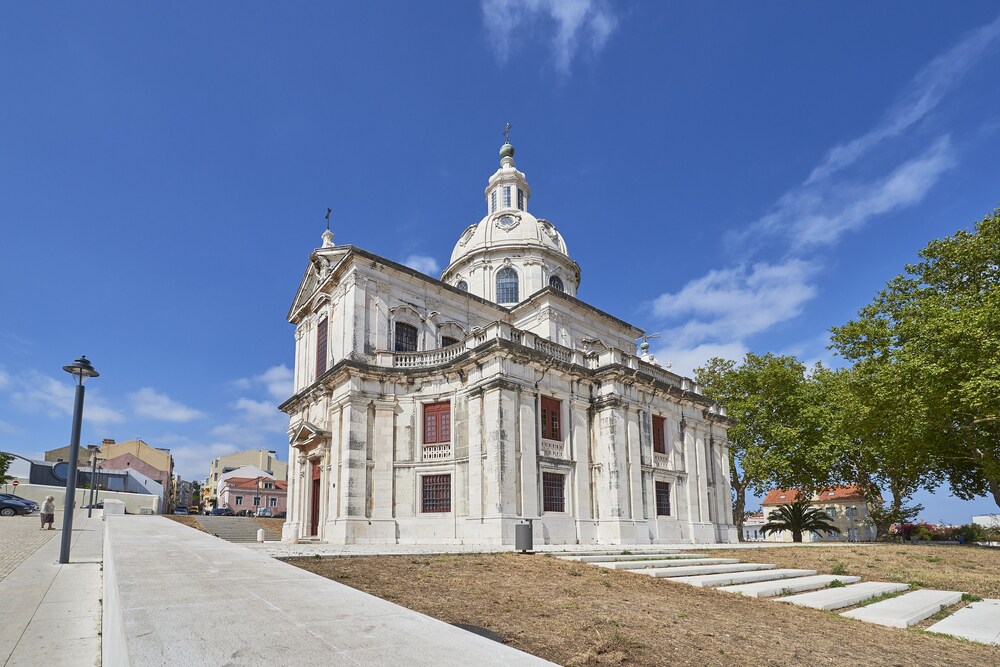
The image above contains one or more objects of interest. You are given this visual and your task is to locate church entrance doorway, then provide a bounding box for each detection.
[309,459,321,537]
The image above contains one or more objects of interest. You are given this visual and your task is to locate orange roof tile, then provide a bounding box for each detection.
[761,485,868,506]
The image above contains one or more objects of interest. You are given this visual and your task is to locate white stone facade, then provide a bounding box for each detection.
[279,141,738,546]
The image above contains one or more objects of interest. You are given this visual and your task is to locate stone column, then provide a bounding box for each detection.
[592,397,631,542]
[466,390,484,521]
[569,397,592,524]
[518,390,538,518]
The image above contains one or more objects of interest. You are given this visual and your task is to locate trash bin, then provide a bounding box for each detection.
[515,519,534,553]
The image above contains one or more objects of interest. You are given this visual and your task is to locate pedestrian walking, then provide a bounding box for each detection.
[40,496,55,530]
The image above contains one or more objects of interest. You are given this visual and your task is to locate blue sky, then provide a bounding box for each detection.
[1,2,998,522]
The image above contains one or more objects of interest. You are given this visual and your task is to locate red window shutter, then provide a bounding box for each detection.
[315,318,328,377]
[423,402,450,444]
[424,413,437,443]
[540,396,561,440]
[652,415,666,454]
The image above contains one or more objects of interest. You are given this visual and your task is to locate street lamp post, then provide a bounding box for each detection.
[59,356,100,564]
[87,445,100,518]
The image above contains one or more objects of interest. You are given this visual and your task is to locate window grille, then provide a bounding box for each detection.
[541,395,562,441]
[496,267,519,303]
[549,275,564,292]
[424,402,451,444]
[421,474,451,512]
[316,317,328,376]
[543,472,565,512]
[655,482,671,516]
[652,415,666,454]
[394,322,418,352]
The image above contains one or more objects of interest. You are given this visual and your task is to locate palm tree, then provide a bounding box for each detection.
[760,496,841,543]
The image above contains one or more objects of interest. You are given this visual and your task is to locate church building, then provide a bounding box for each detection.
[278,137,738,546]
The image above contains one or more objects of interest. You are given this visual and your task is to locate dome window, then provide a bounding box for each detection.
[517,188,525,211]
[549,275,564,292]
[496,267,519,304]
[490,190,497,213]
[456,280,468,292]
[502,186,511,209]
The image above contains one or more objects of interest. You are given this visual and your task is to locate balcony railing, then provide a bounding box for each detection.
[422,444,451,460]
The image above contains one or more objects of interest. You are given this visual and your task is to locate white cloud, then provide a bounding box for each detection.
[807,14,1000,183]
[651,341,749,379]
[10,371,125,425]
[0,368,10,390]
[232,365,293,401]
[130,387,204,422]
[402,254,441,276]
[482,0,617,73]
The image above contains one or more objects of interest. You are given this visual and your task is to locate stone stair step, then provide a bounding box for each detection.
[777,582,910,610]
[561,553,696,563]
[595,558,738,570]
[841,589,964,628]
[926,598,1000,644]
[640,563,775,578]
[718,574,861,598]
[671,568,817,588]
[551,550,679,557]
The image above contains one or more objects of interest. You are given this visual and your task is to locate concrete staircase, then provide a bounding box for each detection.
[554,550,999,645]
[199,516,279,543]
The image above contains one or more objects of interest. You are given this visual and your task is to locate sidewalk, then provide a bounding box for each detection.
[0,511,104,667]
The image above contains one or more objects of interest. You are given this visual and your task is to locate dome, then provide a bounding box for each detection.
[449,211,570,265]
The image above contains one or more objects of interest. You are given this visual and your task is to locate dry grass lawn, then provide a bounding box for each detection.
[253,517,284,537]
[288,551,1000,667]
[163,514,207,532]
[708,544,1000,598]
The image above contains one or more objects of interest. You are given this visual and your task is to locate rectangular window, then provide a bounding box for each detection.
[503,185,511,208]
[517,188,524,210]
[421,474,451,512]
[655,482,671,516]
[540,395,561,441]
[264,482,273,490]
[826,506,837,518]
[542,472,565,512]
[423,402,451,444]
[394,322,418,352]
[235,495,243,506]
[491,190,497,213]
[846,505,858,518]
[441,336,459,348]
[269,497,277,507]
[316,317,328,377]
[253,496,261,507]
[652,415,666,454]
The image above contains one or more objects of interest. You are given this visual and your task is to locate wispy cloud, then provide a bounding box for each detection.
[807,14,1000,183]
[130,387,204,422]
[481,0,617,73]
[646,15,1000,375]
[402,254,441,276]
[8,371,125,425]
[232,365,293,401]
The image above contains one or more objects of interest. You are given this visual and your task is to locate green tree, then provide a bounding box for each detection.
[696,353,840,540]
[760,496,841,543]
[0,452,12,486]
[831,209,1000,509]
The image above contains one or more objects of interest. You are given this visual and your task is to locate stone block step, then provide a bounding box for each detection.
[926,598,1000,644]
[671,568,817,588]
[595,558,739,570]
[841,589,963,628]
[551,550,679,557]
[718,574,861,598]
[640,563,775,578]
[777,582,910,610]
[561,553,697,563]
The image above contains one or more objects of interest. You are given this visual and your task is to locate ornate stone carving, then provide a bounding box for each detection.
[494,213,521,232]
[457,224,477,247]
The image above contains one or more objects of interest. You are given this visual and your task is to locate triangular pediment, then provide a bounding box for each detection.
[290,421,329,447]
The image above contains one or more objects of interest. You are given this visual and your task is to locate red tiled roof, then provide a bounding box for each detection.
[223,477,287,491]
[762,485,868,506]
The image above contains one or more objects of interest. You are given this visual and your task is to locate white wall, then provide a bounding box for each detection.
[5,479,161,514]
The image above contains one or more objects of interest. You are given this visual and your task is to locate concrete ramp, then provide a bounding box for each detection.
[103,516,554,666]
[670,568,816,588]
[595,558,738,570]
[641,563,774,578]
[927,598,1000,644]
[842,589,963,628]
[718,574,860,598]
[777,582,910,610]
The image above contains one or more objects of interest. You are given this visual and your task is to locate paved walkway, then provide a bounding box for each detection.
[0,514,59,579]
[0,511,104,667]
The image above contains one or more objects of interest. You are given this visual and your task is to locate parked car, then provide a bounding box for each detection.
[0,495,37,516]
[82,502,104,509]
[255,507,272,518]
[271,511,286,519]
[173,507,189,515]
[0,493,38,513]
[209,507,234,516]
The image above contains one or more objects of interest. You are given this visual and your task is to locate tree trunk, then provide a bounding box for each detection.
[732,484,746,542]
[792,530,803,543]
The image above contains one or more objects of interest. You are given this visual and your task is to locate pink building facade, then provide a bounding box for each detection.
[218,477,288,515]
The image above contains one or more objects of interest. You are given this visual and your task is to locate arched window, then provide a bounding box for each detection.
[495,267,519,303]
[394,322,418,352]
[549,275,564,292]
[456,280,468,292]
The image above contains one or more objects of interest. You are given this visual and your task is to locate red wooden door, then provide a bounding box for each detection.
[309,460,321,536]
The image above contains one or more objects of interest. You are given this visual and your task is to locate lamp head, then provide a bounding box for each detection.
[63,356,100,383]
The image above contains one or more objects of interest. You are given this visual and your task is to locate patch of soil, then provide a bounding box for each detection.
[162,515,208,532]
[287,552,999,667]
[253,517,283,538]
